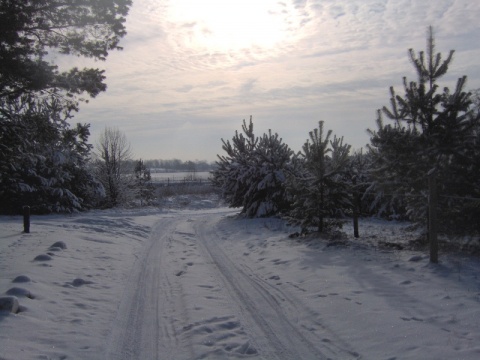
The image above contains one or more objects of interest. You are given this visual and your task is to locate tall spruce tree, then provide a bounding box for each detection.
[368,27,480,233]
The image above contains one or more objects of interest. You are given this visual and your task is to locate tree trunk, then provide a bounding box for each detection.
[428,171,438,263]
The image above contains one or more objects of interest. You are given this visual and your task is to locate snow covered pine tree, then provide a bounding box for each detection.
[212,117,293,217]
[368,26,480,234]
[0,0,131,213]
[287,121,351,234]
[134,159,155,206]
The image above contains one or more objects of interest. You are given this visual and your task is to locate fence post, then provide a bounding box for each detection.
[428,170,438,263]
[352,176,359,238]
[23,206,30,234]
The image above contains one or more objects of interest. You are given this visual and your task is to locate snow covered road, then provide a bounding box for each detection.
[104,209,480,360]
[196,215,357,359]
[1,204,480,359]
[105,212,353,359]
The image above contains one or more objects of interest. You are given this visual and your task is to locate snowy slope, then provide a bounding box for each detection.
[1,200,479,359]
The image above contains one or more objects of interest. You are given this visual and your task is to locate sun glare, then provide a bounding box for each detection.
[167,0,299,54]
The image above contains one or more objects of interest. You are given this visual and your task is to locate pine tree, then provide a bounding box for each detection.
[0,94,104,213]
[212,117,257,210]
[134,159,155,206]
[344,149,374,237]
[346,149,373,216]
[367,115,422,219]
[287,121,351,233]
[0,0,131,214]
[212,117,293,217]
[368,27,480,233]
[0,0,131,104]
[243,129,293,217]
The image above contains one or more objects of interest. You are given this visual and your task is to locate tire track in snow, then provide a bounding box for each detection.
[195,216,358,360]
[105,218,179,360]
[106,211,255,359]
[193,215,328,359]
[106,210,359,359]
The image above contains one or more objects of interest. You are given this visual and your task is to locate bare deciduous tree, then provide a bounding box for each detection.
[93,127,134,207]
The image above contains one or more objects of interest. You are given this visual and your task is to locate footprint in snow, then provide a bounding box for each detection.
[182,316,258,356]
[408,255,423,262]
[71,278,94,287]
[63,278,94,288]
[271,259,288,265]
[198,284,215,289]
[401,316,424,322]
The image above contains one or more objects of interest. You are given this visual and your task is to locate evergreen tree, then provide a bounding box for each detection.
[134,159,155,206]
[368,27,480,233]
[0,0,131,104]
[243,129,293,217]
[287,121,351,233]
[346,149,373,217]
[0,0,131,213]
[0,94,104,213]
[212,117,293,217]
[367,115,422,219]
[344,149,373,237]
[212,117,257,210]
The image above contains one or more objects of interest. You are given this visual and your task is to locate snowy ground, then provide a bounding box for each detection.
[1,196,479,359]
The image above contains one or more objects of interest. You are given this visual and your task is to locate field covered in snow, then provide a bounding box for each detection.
[1,195,479,359]
[150,171,211,182]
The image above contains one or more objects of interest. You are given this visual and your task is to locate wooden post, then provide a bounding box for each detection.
[428,170,438,263]
[23,206,30,234]
[353,204,359,238]
[352,176,359,238]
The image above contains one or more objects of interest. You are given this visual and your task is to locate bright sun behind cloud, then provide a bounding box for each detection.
[166,0,308,56]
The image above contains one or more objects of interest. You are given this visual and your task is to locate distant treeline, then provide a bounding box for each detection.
[140,159,216,172]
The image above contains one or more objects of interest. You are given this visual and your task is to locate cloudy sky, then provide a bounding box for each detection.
[72,0,480,162]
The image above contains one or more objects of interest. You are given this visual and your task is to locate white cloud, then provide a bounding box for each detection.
[71,0,480,161]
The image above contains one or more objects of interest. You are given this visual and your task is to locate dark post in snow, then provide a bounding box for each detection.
[23,206,30,234]
[352,176,359,238]
[428,170,438,263]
